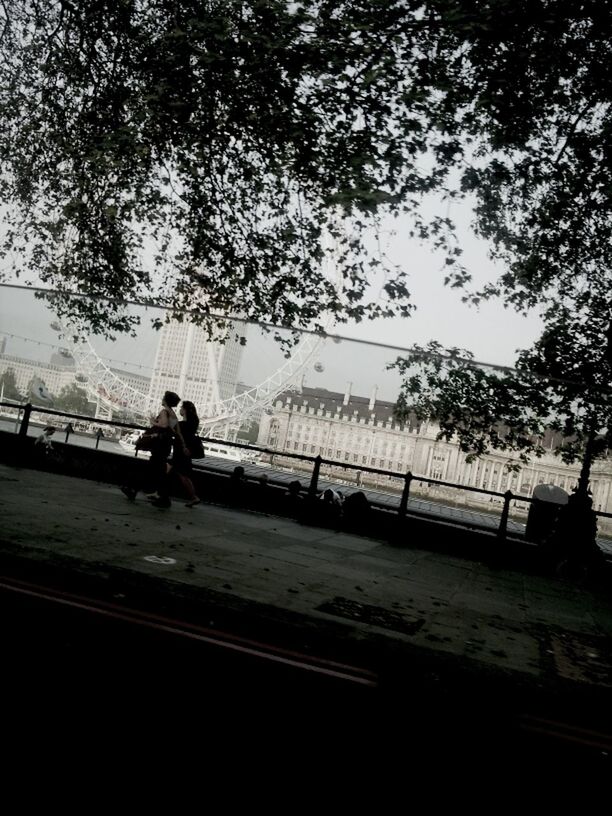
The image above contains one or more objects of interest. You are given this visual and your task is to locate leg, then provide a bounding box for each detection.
[176,473,200,507]
[150,454,172,507]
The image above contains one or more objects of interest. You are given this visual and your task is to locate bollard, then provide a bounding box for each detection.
[309,455,322,497]
[18,403,32,438]
[497,490,513,540]
[398,471,413,518]
[95,428,104,450]
[64,422,74,444]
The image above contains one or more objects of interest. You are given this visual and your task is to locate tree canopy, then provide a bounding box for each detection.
[386,1,612,484]
[1,1,611,362]
[54,382,93,413]
[1,0,435,336]
[2,1,608,338]
[0,368,22,400]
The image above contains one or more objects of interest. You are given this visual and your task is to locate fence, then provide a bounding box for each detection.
[8,398,612,554]
[1,399,539,542]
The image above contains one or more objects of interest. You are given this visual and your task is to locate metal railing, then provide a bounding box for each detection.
[0,399,549,542]
[5,401,612,558]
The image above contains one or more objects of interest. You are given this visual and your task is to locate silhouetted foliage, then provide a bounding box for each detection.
[54,382,93,414]
[390,303,612,477]
[4,2,610,341]
[0,368,22,401]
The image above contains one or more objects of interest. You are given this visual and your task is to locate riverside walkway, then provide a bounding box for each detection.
[1,461,611,765]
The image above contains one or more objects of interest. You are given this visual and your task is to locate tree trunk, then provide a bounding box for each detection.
[576,426,597,498]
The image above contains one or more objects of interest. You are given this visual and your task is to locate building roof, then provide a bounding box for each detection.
[277,386,420,430]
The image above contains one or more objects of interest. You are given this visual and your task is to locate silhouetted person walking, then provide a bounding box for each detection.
[155,400,201,508]
[121,390,184,504]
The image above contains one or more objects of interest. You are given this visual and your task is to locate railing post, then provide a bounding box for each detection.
[398,471,413,519]
[309,455,322,497]
[64,422,74,444]
[497,490,513,540]
[95,428,104,450]
[18,403,32,438]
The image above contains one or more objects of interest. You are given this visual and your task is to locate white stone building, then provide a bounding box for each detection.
[0,352,151,410]
[257,385,612,515]
[148,320,243,417]
[0,353,76,397]
[109,368,151,395]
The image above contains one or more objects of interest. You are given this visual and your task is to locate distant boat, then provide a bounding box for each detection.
[203,441,244,463]
[204,441,243,462]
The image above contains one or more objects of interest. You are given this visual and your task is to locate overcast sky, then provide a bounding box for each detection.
[339,199,542,367]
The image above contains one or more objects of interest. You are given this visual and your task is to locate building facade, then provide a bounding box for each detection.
[257,385,612,516]
[0,352,151,412]
[0,353,76,397]
[148,320,244,417]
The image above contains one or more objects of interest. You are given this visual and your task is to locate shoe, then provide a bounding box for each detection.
[145,492,160,501]
[185,499,201,508]
[152,497,171,508]
[121,486,136,501]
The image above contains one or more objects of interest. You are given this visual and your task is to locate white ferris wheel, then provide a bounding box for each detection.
[53,317,331,435]
[52,244,341,434]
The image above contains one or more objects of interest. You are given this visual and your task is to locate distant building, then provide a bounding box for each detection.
[0,354,76,397]
[0,351,151,413]
[148,320,243,417]
[109,368,151,395]
[257,385,612,516]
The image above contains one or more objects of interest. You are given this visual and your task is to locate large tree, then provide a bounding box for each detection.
[390,292,612,559]
[0,368,22,401]
[384,2,612,521]
[4,2,609,341]
[0,0,440,337]
[54,382,93,414]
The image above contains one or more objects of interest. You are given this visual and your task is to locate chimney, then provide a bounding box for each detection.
[343,381,352,406]
[368,385,378,411]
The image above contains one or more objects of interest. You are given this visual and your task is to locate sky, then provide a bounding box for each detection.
[338,201,542,367]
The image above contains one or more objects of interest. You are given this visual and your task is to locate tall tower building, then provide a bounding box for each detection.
[149,320,244,418]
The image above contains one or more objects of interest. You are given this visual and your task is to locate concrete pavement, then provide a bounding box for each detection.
[1,461,611,757]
